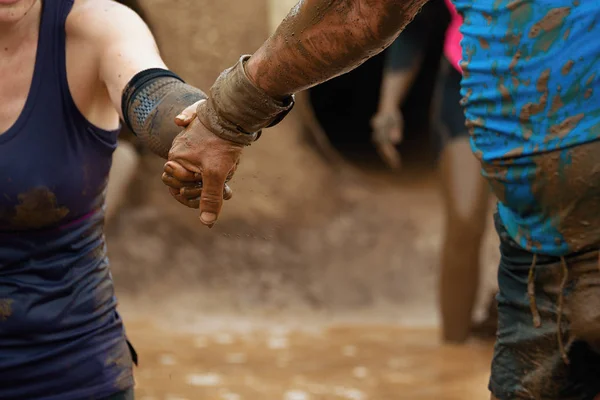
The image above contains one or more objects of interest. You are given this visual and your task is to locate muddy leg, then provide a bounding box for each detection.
[439,137,489,343]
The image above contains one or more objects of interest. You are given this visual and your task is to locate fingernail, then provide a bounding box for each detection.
[175,114,186,122]
[200,212,217,225]
[165,163,174,175]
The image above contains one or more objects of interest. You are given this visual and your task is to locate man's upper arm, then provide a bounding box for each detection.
[69,0,167,119]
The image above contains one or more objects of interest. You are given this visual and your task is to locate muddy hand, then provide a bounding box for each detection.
[162,160,233,209]
[166,100,243,227]
[371,110,403,170]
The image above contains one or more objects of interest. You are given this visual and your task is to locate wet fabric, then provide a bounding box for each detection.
[0,0,133,399]
[453,0,600,256]
[101,388,135,400]
[491,212,600,399]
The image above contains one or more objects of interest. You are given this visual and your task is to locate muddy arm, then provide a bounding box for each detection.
[246,0,430,99]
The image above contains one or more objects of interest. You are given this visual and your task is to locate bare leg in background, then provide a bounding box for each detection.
[438,136,489,343]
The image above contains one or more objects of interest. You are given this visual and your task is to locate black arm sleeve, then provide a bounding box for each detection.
[122,68,207,159]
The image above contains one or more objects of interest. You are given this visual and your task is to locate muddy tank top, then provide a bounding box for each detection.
[0,1,134,399]
[452,0,600,256]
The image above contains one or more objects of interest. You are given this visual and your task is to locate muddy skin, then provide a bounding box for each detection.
[124,77,207,159]
[438,138,490,343]
[245,0,429,100]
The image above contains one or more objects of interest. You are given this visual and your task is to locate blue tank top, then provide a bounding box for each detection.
[453,0,600,255]
[0,1,134,399]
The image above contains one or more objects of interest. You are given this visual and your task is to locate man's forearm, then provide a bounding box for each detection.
[246,0,429,99]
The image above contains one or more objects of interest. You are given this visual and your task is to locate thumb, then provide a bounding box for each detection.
[198,168,228,227]
[175,99,205,127]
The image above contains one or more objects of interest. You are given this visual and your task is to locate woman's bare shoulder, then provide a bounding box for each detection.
[66,0,151,46]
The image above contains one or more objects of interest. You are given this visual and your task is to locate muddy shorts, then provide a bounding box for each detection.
[490,212,600,400]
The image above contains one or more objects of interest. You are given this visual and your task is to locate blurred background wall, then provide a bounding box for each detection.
[107,0,499,327]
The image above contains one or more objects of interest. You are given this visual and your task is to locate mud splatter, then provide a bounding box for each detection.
[465,117,485,137]
[561,60,574,75]
[0,299,14,321]
[478,37,490,50]
[549,114,584,138]
[519,69,550,139]
[531,8,571,54]
[459,45,475,78]
[509,1,534,32]
[460,88,474,107]
[482,12,493,25]
[509,49,522,74]
[10,187,69,230]
[529,8,571,39]
[498,79,514,117]
[481,163,507,204]
[586,73,596,86]
[549,94,564,116]
[506,0,523,12]
[532,142,600,252]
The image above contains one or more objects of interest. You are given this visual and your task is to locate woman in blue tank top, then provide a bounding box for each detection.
[0,0,221,399]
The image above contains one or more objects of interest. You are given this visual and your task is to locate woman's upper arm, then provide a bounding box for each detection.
[67,0,167,119]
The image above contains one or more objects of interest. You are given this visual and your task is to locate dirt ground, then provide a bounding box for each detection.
[126,319,493,400]
[107,0,499,398]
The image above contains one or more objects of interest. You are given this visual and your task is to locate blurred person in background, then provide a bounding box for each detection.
[372,0,495,343]
[164,1,600,399]
[0,0,228,398]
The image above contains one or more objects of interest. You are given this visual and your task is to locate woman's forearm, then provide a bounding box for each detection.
[246,0,430,99]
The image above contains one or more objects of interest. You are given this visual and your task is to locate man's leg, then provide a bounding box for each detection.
[434,60,490,343]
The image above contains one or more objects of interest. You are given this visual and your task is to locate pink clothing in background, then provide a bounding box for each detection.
[443,0,463,73]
